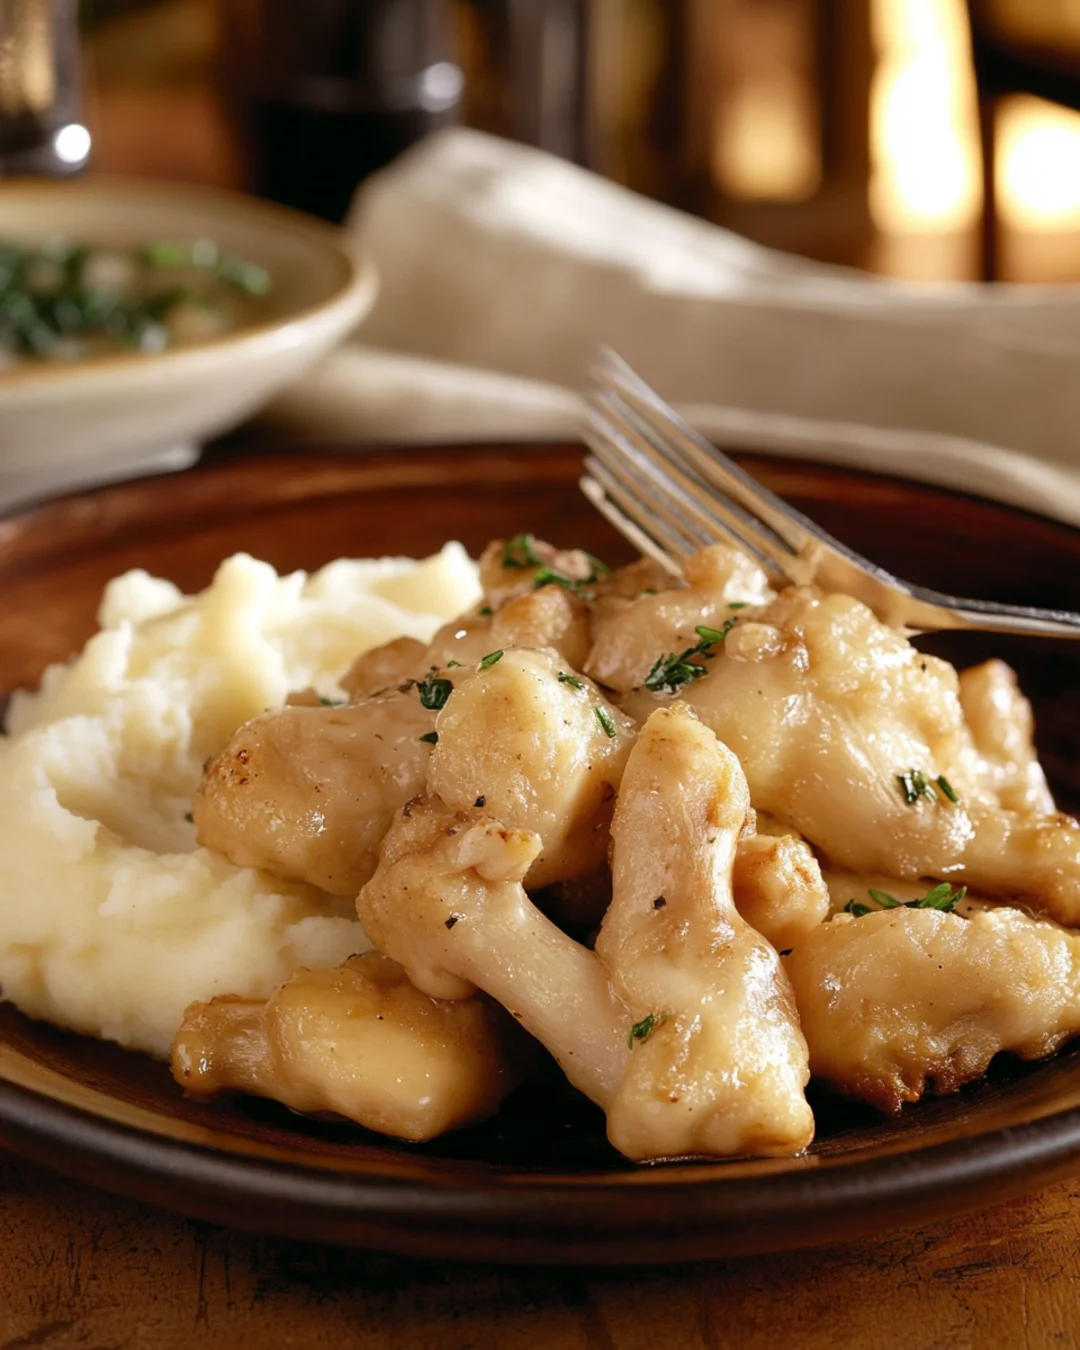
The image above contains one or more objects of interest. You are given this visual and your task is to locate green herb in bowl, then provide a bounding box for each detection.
[0,237,272,365]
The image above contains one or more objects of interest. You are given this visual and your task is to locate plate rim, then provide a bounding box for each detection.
[4,1066,1080,1263]
[3,440,1080,1263]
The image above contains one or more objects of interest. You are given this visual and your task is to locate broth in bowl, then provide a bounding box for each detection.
[0,236,272,367]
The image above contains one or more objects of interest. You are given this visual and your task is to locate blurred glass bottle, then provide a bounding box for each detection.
[224,0,462,222]
[0,0,89,176]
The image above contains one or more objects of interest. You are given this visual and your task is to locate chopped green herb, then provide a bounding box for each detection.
[913,882,967,911]
[319,696,343,707]
[728,601,751,610]
[897,768,938,806]
[478,605,493,618]
[695,622,735,644]
[479,650,504,669]
[419,731,439,745]
[417,671,453,711]
[501,533,609,593]
[534,565,607,597]
[183,811,194,824]
[0,238,274,364]
[500,532,544,569]
[936,774,959,803]
[446,660,462,669]
[558,671,585,690]
[143,239,206,269]
[628,1012,666,1049]
[215,254,272,296]
[641,620,736,695]
[532,566,580,592]
[642,651,706,695]
[845,882,967,918]
[595,706,617,739]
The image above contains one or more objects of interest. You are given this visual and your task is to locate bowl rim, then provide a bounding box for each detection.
[0,177,379,395]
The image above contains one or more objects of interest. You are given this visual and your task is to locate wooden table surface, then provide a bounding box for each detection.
[1,1149,1077,1349]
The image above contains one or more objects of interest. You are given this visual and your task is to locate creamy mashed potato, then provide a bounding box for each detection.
[0,545,481,1057]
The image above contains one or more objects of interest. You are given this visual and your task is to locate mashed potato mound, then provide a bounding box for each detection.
[0,545,481,1057]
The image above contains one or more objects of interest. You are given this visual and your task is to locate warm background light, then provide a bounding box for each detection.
[871,0,1080,252]
[999,96,1080,231]
[711,0,820,203]
[869,0,980,234]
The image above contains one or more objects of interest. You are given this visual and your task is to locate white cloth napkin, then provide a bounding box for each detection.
[263,127,1080,526]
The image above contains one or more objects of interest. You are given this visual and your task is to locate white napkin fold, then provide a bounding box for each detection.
[264,127,1080,525]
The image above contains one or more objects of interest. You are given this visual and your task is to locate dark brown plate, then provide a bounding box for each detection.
[3,442,1080,1266]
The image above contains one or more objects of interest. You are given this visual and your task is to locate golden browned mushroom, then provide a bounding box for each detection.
[427,647,635,890]
[357,705,813,1161]
[585,543,773,693]
[958,658,1055,815]
[732,830,830,952]
[171,952,531,1141]
[620,577,1080,925]
[597,705,813,1159]
[194,684,437,896]
[785,902,1080,1114]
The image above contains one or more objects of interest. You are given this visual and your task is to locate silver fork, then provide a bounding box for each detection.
[581,349,1080,638]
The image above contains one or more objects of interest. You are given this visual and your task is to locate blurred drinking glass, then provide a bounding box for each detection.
[223,0,462,222]
[0,0,89,176]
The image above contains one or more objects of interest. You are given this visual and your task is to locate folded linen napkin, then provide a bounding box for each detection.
[263,127,1080,525]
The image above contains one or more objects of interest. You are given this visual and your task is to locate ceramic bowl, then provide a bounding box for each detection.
[0,179,378,505]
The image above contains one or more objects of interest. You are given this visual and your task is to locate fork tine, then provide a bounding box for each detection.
[597,348,816,554]
[579,474,685,576]
[596,387,796,566]
[585,389,792,579]
[583,406,713,555]
[585,349,1080,640]
[583,453,703,560]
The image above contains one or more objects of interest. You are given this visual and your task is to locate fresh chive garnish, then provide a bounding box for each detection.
[628,1013,666,1049]
[479,650,504,669]
[595,706,617,738]
[500,533,544,569]
[843,900,874,917]
[558,671,585,690]
[417,671,453,711]
[419,731,439,745]
[641,620,736,694]
[897,768,938,806]
[845,882,967,917]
